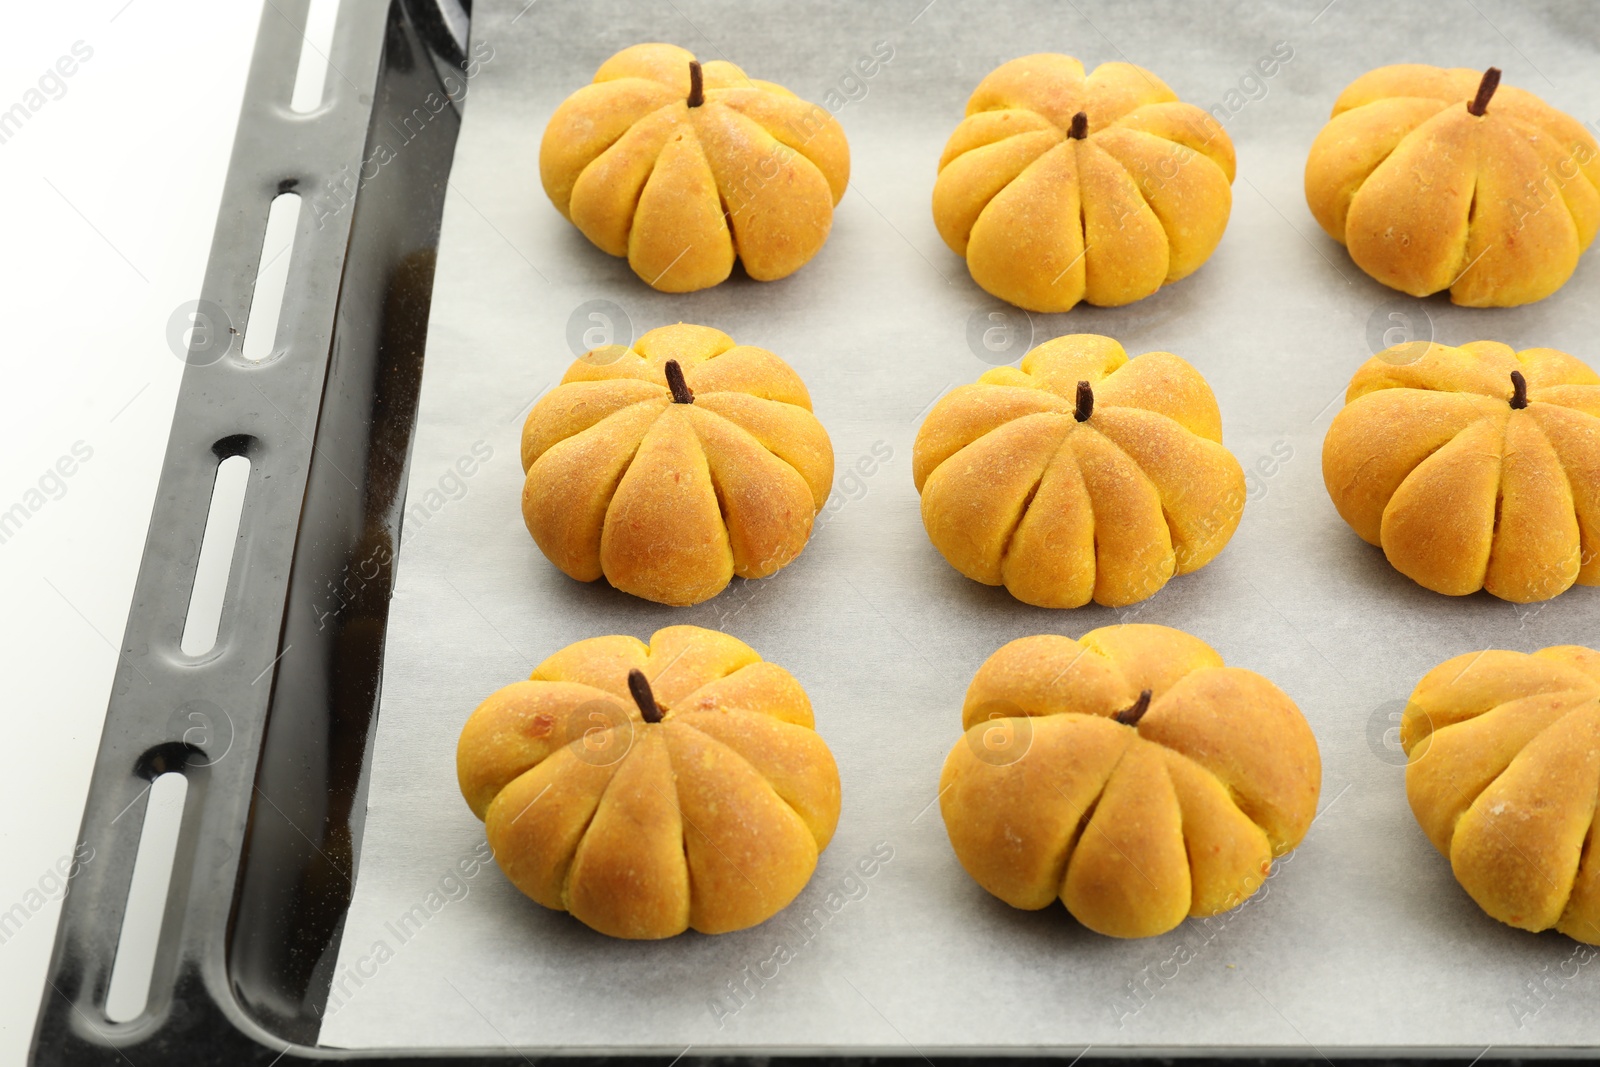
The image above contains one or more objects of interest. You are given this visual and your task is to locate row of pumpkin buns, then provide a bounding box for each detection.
[524,324,1598,610]
[458,622,1600,946]
[542,45,1598,307]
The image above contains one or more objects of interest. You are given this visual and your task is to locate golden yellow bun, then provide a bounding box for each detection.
[1305,64,1600,306]
[457,625,840,939]
[932,54,1235,312]
[1402,645,1600,943]
[940,625,1320,938]
[540,43,850,292]
[521,323,834,606]
[912,334,1244,607]
[1322,340,1600,603]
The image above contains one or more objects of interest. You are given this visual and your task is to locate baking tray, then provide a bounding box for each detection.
[30,0,475,1061]
[32,0,1600,1062]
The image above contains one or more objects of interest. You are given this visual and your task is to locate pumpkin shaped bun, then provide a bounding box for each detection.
[540,44,850,292]
[933,54,1235,312]
[913,334,1245,608]
[1402,644,1600,944]
[522,323,834,607]
[1305,65,1600,306]
[1322,340,1600,603]
[458,625,841,939]
[940,626,1321,938]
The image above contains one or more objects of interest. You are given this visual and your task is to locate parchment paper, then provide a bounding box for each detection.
[319,0,1600,1053]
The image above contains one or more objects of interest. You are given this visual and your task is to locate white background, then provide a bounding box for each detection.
[0,2,258,1061]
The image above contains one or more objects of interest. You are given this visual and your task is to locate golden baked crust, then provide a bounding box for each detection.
[1322,340,1600,603]
[521,323,834,606]
[1305,64,1600,306]
[540,43,850,291]
[1402,644,1600,943]
[933,54,1235,312]
[940,625,1321,938]
[912,334,1244,608]
[457,625,840,939]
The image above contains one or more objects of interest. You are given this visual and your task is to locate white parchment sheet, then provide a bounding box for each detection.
[320,0,1600,1053]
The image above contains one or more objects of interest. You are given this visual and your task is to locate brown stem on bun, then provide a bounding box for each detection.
[1467,67,1501,116]
[628,669,664,724]
[688,61,705,108]
[1114,689,1153,727]
[665,360,695,404]
[1074,380,1094,422]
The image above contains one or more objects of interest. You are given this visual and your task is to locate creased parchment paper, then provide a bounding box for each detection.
[320,0,1600,1053]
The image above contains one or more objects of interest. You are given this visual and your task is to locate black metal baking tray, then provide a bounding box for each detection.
[30,0,476,1060]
